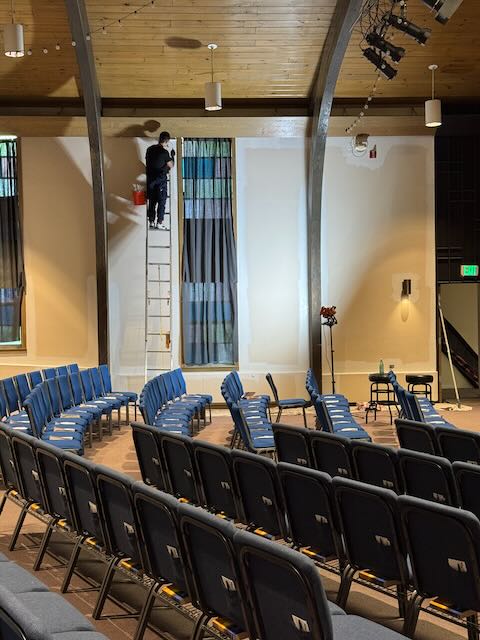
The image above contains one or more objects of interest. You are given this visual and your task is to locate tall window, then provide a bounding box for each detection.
[0,137,25,349]
[181,138,238,366]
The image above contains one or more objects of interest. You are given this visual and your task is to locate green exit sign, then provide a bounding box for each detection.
[461,264,479,277]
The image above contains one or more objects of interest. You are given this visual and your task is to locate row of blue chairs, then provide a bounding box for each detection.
[0,422,408,640]
[139,369,212,437]
[221,372,276,453]
[306,369,371,440]
[130,424,480,639]
[274,421,480,515]
[389,370,456,428]
[0,553,108,640]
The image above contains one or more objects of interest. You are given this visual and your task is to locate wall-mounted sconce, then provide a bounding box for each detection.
[401,279,412,298]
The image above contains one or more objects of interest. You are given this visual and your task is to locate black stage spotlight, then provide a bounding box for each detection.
[366,32,406,63]
[420,0,464,24]
[363,48,397,80]
[384,13,431,45]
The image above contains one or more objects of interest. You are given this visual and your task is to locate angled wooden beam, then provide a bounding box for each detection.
[307,0,363,391]
[64,0,109,365]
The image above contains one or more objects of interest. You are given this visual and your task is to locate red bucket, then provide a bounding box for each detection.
[132,190,146,205]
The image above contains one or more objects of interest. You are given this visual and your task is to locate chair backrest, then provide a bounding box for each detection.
[63,457,104,544]
[398,448,458,506]
[133,483,188,594]
[265,373,280,404]
[0,387,8,420]
[162,372,177,402]
[179,503,248,632]
[69,372,85,406]
[14,374,31,405]
[80,370,95,402]
[99,364,112,393]
[231,449,286,538]
[437,427,480,465]
[68,363,80,374]
[278,463,339,561]
[23,389,45,438]
[395,418,438,455]
[309,431,353,478]
[28,370,43,388]
[42,368,56,381]
[400,495,480,613]
[333,478,407,583]
[0,425,19,490]
[130,422,165,490]
[192,440,239,519]
[235,528,333,640]
[158,433,200,504]
[45,378,62,416]
[272,424,312,468]
[11,433,44,505]
[96,466,141,563]
[57,375,74,412]
[2,378,20,414]
[35,441,71,521]
[351,441,402,493]
[453,462,480,521]
[89,368,105,398]
[312,399,334,433]
[172,368,187,396]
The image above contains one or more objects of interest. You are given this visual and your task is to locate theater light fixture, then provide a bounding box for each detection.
[420,0,464,24]
[205,43,222,112]
[4,1,24,58]
[425,64,442,128]
[363,48,397,80]
[401,279,412,298]
[366,32,405,63]
[384,13,431,45]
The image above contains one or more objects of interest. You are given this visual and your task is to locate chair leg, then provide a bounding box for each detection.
[0,492,8,518]
[9,503,30,551]
[88,423,93,448]
[134,582,159,640]
[467,615,479,640]
[61,535,84,593]
[92,556,119,620]
[275,407,282,423]
[33,518,57,571]
[396,584,407,619]
[126,403,130,426]
[336,565,355,609]
[135,402,138,421]
[302,406,307,428]
[403,592,423,638]
[191,613,210,640]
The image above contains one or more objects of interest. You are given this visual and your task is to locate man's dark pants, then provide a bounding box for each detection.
[147,175,168,225]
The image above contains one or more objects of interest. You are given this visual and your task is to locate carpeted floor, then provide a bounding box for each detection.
[1,400,479,640]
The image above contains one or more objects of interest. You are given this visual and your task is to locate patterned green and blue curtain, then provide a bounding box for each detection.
[182,138,238,365]
[0,139,24,344]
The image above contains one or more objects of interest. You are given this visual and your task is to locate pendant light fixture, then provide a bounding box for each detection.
[425,64,442,128]
[4,0,24,58]
[205,43,222,111]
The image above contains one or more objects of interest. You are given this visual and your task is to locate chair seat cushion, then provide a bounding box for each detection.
[278,398,310,408]
[0,562,50,593]
[406,374,433,384]
[332,615,409,639]
[53,633,110,640]
[328,600,346,615]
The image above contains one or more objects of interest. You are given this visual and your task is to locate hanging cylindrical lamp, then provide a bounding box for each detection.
[425,64,442,128]
[4,0,24,58]
[205,43,222,111]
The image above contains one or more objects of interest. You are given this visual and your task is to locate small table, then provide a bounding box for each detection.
[365,373,398,424]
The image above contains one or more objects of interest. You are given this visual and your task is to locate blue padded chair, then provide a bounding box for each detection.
[400,495,480,638]
[133,483,191,640]
[231,449,287,539]
[57,374,103,443]
[314,398,371,441]
[395,418,438,456]
[79,370,115,434]
[437,427,480,465]
[28,370,43,388]
[333,478,409,615]
[272,424,312,468]
[235,528,408,640]
[178,503,250,640]
[0,425,23,522]
[56,365,68,377]
[192,440,239,520]
[351,441,403,493]
[68,363,80,374]
[230,403,275,454]
[172,367,212,423]
[0,380,30,432]
[14,374,31,406]
[398,448,458,506]
[309,431,354,478]
[99,364,138,423]
[93,466,143,620]
[131,422,166,490]
[70,371,111,436]
[42,368,56,380]
[278,463,342,565]
[266,372,310,427]
[88,368,123,428]
[453,462,480,522]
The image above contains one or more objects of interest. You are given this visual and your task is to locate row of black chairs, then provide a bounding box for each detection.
[273,421,480,516]
[0,422,409,640]
[131,423,480,639]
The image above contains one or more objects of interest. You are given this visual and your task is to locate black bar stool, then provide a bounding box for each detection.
[365,373,397,424]
[406,374,433,401]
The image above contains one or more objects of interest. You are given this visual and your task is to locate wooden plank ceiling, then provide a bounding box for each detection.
[0,0,477,101]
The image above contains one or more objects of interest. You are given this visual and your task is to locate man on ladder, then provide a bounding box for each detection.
[146,131,175,230]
